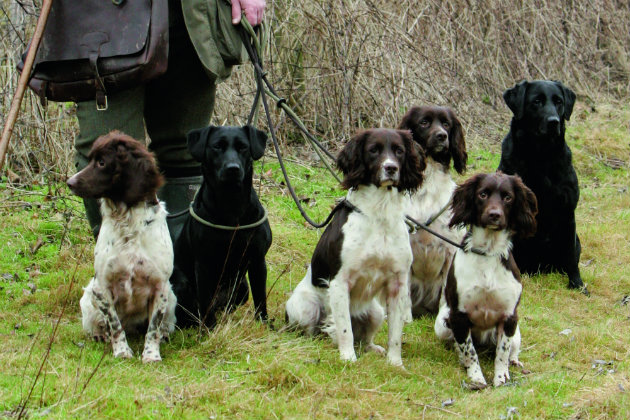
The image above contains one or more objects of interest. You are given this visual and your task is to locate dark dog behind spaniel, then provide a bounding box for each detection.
[170,125,271,329]
[434,172,538,388]
[398,105,467,316]
[498,80,585,292]
[285,128,425,367]
[67,131,176,362]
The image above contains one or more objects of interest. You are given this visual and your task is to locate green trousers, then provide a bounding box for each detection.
[74,0,217,176]
[73,1,216,237]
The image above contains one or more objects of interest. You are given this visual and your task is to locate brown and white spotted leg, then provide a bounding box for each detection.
[456,333,486,388]
[493,323,512,386]
[160,286,177,340]
[509,325,523,368]
[80,280,109,342]
[142,283,173,363]
[91,286,133,359]
[450,310,486,389]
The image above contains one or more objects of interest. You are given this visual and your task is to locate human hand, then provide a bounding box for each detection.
[231,0,266,26]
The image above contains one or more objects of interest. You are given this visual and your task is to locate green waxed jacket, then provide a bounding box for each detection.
[182,0,249,82]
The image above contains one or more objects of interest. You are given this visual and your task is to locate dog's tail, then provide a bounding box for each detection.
[285,266,326,335]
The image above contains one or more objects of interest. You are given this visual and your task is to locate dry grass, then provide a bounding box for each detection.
[2,0,629,182]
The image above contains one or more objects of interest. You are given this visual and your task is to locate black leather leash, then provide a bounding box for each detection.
[240,22,344,229]
[405,215,486,256]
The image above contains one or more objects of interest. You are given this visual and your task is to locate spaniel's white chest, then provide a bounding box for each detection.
[94,202,173,306]
[408,161,456,222]
[454,251,522,330]
[337,188,412,301]
[342,213,412,264]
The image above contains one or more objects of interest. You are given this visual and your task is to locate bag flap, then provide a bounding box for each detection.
[35,0,153,64]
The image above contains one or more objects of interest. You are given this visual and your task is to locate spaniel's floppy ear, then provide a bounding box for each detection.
[503,80,529,120]
[447,109,467,174]
[245,125,268,160]
[187,126,219,162]
[398,107,422,141]
[337,130,369,190]
[553,80,576,121]
[110,132,132,164]
[124,150,164,205]
[397,106,419,130]
[449,173,485,228]
[397,129,425,193]
[108,134,163,205]
[509,175,538,238]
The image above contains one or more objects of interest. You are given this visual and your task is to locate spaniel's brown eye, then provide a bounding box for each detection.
[478,191,488,199]
[504,194,513,202]
[442,121,450,129]
[420,119,430,127]
[394,147,404,157]
[97,159,106,168]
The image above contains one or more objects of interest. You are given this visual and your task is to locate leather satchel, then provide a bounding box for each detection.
[17,0,168,110]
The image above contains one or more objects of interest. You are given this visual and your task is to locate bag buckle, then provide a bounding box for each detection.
[96,91,108,111]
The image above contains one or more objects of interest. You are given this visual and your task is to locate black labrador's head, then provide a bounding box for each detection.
[336,128,426,193]
[398,105,467,174]
[503,80,576,140]
[187,125,268,187]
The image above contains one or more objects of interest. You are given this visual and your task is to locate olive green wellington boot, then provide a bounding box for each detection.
[158,175,202,245]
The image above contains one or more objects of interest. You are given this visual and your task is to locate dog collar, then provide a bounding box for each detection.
[189,205,268,230]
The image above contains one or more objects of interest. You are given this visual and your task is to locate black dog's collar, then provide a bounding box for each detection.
[189,205,268,231]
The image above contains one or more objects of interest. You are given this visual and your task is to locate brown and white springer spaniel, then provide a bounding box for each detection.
[434,172,537,388]
[285,128,425,366]
[399,106,468,316]
[67,131,176,363]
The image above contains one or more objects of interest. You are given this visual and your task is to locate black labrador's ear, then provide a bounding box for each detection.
[503,80,529,120]
[510,175,538,238]
[449,173,484,228]
[447,109,467,174]
[337,130,369,190]
[245,125,268,160]
[187,126,217,162]
[553,80,576,121]
[397,129,425,193]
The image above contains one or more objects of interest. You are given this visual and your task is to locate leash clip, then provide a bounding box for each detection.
[276,97,287,109]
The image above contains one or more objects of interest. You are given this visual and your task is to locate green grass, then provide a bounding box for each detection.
[1,100,629,419]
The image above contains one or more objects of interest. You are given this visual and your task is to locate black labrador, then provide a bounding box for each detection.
[171,125,272,328]
[497,80,586,293]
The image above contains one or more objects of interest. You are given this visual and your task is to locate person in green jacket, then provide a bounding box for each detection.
[73,0,266,239]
